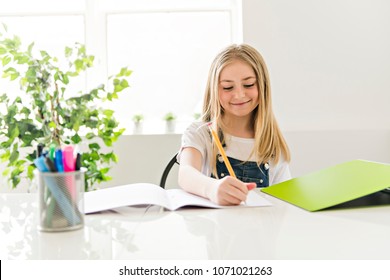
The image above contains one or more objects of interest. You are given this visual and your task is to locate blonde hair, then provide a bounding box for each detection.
[202,44,290,176]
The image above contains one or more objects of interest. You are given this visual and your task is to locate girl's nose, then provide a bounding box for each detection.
[233,86,245,98]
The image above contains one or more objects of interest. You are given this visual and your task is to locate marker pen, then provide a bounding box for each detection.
[63,146,75,172]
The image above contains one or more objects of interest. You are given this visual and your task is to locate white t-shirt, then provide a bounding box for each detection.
[178,121,292,186]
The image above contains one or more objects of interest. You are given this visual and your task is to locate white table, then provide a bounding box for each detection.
[1,191,389,260]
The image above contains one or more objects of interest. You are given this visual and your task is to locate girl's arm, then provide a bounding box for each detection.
[178,147,255,205]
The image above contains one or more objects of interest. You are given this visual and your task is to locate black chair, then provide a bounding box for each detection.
[159,153,179,189]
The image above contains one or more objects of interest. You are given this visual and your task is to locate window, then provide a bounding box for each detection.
[0,0,242,134]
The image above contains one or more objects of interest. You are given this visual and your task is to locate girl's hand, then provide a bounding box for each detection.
[211,176,256,206]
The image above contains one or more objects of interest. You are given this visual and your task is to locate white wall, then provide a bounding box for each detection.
[101,134,182,188]
[242,0,390,131]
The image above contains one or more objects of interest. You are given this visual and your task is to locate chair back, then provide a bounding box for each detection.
[159,153,179,188]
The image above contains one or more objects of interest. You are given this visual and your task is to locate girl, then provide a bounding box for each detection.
[178,44,291,206]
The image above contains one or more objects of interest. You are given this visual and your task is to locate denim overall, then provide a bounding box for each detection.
[214,154,269,188]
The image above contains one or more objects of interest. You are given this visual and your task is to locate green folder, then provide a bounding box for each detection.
[262,160,390,211]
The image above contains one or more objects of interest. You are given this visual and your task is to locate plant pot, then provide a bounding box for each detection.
[133,121,143,134]
[165,120,176,133]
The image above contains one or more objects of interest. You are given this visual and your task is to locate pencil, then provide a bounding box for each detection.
[207,122,236,178]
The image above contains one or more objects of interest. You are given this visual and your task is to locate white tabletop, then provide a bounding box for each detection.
[1,191,389,260]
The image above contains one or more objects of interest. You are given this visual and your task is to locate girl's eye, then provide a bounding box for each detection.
[244,83,255,88]
[223,86,233,91]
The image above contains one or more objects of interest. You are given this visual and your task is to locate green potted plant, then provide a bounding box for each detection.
[0,24,132,191]
[163,112,176,133]
[132,114,144,134]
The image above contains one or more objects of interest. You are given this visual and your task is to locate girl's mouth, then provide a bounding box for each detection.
[230,100,251,106]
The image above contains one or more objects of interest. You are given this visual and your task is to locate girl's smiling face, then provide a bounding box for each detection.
[218,59,259,120]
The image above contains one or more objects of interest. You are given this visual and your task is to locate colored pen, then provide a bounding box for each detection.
[207,122,236,178]
[49,143,56,161]
[55,148,64,172]
[42,150,48,158]
[37,143,44,159]
[44,156,58,172]
[75,153,81,171]
[62,145,77,201]
[63,145,75,172]
[34,156,50,172]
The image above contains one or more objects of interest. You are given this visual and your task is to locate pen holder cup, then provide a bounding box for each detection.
[36,168,86,232]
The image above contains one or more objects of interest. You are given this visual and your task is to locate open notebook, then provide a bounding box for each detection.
[84,183,272,213]
[262,160,390,211]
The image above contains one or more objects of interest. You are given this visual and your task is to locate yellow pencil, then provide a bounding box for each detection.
[207,122,236,178]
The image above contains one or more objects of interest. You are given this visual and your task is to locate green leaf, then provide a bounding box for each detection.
[2,167,10,177]
[26,67,37,83]
[27,42,35,54]
[118,79,129,92]
[40,50,50,59]
[102,174,112,181]
[112,153,119,163]
[48,121,56,129]
[61,73,69,84]
[74,59,84,72]
[9,148,19,164]
[65,46,72,57]
[72,121,80,131]
[103,109,114,118]
[1,140,12,149]
[0,150,10,162]
[0,93,9,102]
[15,54,29,64]
[89,143,101,150]
[10,169,21,189]
[85,132,96,139]
[77,43,86,55]
[102,137,113,147]
[2,56,11,66]
[90,150,99,160]
[100,167,110,174]
[8,123,20,139]
[27,165,35,180]
[118,67,132,77]
[15,159,27,167]
[10,73,19,80]
[71,133,82,144]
